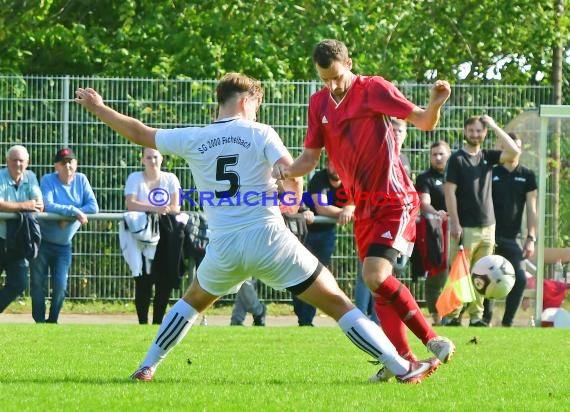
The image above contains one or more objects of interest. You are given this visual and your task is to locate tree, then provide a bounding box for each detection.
[0,0,567,87]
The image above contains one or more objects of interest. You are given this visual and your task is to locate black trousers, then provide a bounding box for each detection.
[483,237,527,326]
[134,271,174,325]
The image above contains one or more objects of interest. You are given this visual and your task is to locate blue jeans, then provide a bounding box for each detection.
[30,241,72,323]
[353,260,379,324]
[292,229,336,326]
[0,238,29,313]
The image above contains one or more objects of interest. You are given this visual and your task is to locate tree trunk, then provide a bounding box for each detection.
[551,0,564,244]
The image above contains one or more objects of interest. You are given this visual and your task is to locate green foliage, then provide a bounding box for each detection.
[1,325,569,411]
[0,0,568,84]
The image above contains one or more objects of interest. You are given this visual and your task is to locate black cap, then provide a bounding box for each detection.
[54,148,76,163]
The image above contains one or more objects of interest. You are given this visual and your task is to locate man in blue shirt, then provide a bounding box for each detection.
[30,148,99,323]
[0,145,43,313]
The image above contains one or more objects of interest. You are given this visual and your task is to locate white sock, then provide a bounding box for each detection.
[338,308,409,375]
[140,299,199,369]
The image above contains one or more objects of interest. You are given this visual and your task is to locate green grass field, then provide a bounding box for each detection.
[1,325,568,412]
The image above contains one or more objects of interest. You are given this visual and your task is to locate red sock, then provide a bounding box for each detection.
[374,275,437,345]
[374,295,411,357]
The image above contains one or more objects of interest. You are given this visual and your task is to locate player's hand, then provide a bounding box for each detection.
[272,163,290,180]
[74,88,105,113]
[430,80,451,107]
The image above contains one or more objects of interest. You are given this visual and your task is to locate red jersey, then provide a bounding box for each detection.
[305,75,417,221]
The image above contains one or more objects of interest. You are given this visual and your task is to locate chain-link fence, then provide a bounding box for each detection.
[0,75,552,303]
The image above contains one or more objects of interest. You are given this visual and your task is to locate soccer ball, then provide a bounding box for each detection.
[471,255,516,299]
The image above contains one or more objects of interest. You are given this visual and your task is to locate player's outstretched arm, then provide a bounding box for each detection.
[407,80,451,131]
[75,87,157,149]
[273,148,321,180]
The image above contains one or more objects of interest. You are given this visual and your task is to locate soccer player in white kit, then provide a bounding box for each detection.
[74,73,440,384]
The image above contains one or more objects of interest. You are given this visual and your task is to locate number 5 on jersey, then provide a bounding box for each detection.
[215,155,240,198]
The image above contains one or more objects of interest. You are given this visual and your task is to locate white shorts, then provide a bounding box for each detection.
[197,222,320,296]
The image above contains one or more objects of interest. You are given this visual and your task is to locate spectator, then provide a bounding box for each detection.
[76,73,441,384]
[0,145,44,313]
[230,278,266,326]
[413,141,451,326]
[30,148,99,323]
[124,147,181,324]
[443,115,521,326]
[292,159,354,326]
[486,133,537,326]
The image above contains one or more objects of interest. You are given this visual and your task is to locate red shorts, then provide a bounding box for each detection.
[354,201,419,261]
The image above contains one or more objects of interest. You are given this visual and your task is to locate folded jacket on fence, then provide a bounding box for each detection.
[119,212,160,277]
[5,211,41,261]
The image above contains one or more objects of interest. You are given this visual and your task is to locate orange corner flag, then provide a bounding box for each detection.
[436,246,476,318]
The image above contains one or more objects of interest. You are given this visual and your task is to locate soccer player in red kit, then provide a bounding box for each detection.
[275,39,455,382]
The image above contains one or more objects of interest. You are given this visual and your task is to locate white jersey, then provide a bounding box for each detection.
[124,171,180,203]
[155,116,289,234]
